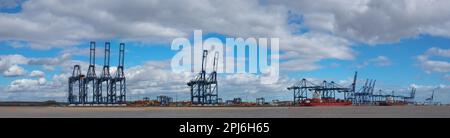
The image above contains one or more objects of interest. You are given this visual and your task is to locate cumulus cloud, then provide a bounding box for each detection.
[126,60,192,96]
[0,72,69,101]
[1,0,450,72]
[0,58,288,101]
[0,0,356,72]
[0,54,28,77]
[2,0,450,102]
[0,58,304,102]
[0,53,78,100]
[373,56,390,66]
[27,53,72,72]
[29,70,45,78]
[280,32,354,71]
[370,56,391,66]
[3,64,26,77]
[2,71,69,101]
[220,73,293,101]
[418,59,450,73]
[417,47,450,73]
[356,55,392,68]
[8,0,449,47]
[0,54,28,67]
[425,47,450,58]
[271,0,450,44]
[0,53,73,77]
[7,78,47,92]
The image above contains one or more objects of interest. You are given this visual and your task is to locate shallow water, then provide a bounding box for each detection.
[0,106,449,118]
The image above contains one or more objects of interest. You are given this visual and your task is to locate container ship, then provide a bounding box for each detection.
[298,98,352,106]
[297,92,352,106]
[377,96,408,106]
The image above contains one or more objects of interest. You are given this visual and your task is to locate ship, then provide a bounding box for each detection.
[378,102,408,106]
[377,96,408,106]
[299,98,352,106]
[297,92,352,106]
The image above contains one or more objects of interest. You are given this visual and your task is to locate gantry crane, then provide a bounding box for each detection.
[83,41,97,104]
[188,50,219,105]
[426,89,436,105]
[68,65,83,104]
[110,43,126,104]
[287,72,356,105]
[68,42,126,105]
[95,42,111,103]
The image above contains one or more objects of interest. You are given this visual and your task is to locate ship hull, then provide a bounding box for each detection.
[298,98,352,106]
[378,102,408,106]
[300,102,352,106]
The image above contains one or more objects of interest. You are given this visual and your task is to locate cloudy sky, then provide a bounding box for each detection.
[0,0,449,103]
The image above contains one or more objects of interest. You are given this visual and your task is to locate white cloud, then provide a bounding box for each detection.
[3,65,26,77]
[1,0,450,73]
[0,54,28,69]
[417,47,450,73]
[0,0,356,72]
[125,60,193,98]
[28,53,71,66]
[419,60,450,73]
[29,70,45,78]
[281,58,321,71]
[0,53,72,77]
[356,55,392,68]
[1,56,446,102]
[1,58,290,101]
[1,71,69,101]
[0,73,68,101]
[0,53,81,100]
[0,54,29,77]
[370,56,391,67]
[271,0,450,44]
[425,47,450,58]
[280,32,354,71]
[2,0,450,102]
[6,78,47,92]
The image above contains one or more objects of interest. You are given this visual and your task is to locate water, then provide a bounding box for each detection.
[0,106,449,118]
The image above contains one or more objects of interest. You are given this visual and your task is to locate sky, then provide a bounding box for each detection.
[0,0,449,103]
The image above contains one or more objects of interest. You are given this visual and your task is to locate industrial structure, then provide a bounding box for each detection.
[287,72,416,106]
[352,74,377,105]
[226,98,242,105]
[426,90,435,104]
[287,72,356,106]
[371,88,416,106]
[425,88,441,105]
[256,97,265,105]
[157,95,173,106]
[68,42,126,105]
[187,50,219,105]
[66,43,423,107]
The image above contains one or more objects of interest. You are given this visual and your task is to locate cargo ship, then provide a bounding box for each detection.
[378,102,408,106]
[299,98,352,106]
[377,96,408,106]
[297,92,352,106]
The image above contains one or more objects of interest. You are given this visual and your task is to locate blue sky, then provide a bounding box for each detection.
[0,0,449,103]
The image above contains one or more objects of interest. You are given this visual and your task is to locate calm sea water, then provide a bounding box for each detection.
[1,106,449,118]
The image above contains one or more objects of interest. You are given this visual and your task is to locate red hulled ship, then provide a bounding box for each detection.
[298,98,352,106]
